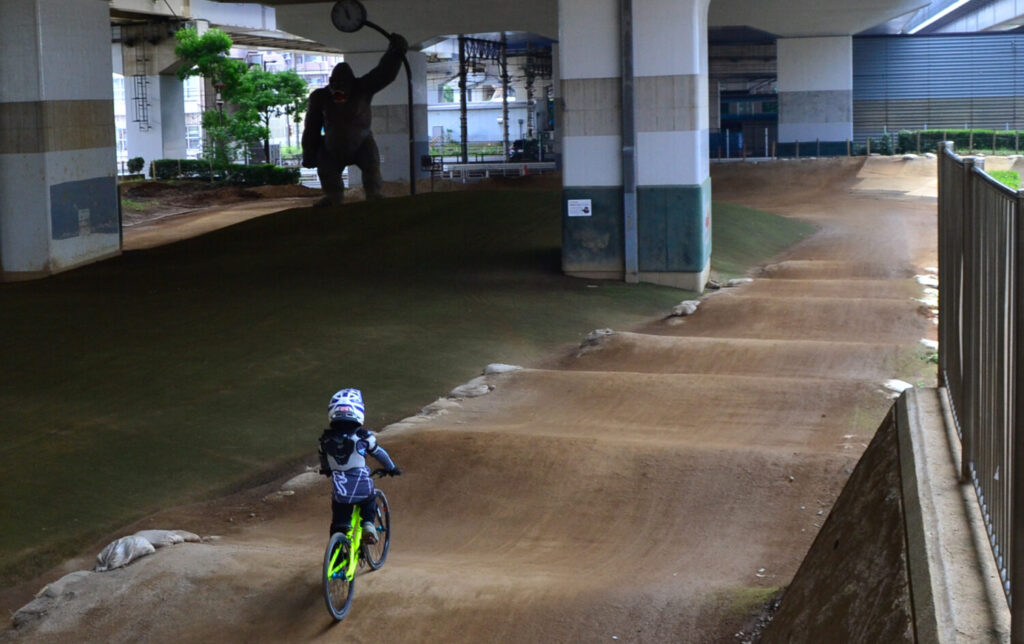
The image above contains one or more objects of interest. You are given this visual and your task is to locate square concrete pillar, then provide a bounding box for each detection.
[559,0,711,291]
[777,36,853,145]
[0,0,120,280]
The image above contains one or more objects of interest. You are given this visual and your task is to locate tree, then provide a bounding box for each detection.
[234,67,308,163]
[173,27,307,166]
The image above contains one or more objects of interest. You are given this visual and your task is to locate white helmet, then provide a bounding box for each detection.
[328,388,365,426]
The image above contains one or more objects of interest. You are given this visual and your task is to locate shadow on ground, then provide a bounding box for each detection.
[0,188,810,590]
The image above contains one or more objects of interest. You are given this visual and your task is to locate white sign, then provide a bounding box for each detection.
[568,199,592,217]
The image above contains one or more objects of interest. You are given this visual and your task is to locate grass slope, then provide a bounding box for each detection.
[0,190,812,583]
[711,202,816,279]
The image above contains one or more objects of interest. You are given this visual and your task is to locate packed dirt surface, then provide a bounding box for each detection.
[119,175,562,250]
[5,157,938,642]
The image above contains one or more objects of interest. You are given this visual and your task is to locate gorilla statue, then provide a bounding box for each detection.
[302,33,408,207]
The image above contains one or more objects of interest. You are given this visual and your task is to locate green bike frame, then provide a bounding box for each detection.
[327,506,364,582]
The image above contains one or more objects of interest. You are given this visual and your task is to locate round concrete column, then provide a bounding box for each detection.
[0,0,120,280]
[559,0,711,291]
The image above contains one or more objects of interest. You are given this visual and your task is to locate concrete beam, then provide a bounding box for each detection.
[276,1,557,53]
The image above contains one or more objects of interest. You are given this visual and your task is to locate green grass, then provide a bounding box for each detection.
[120,198,146,211]
[711,202,817,279]
[428,142,505,157]
[989,169,1021,190]
[0,190,812,583]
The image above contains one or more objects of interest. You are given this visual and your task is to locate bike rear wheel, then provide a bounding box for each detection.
[363,489,391,570]
[323,532,355,620]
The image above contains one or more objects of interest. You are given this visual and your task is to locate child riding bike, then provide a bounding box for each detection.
[318,388,401,544]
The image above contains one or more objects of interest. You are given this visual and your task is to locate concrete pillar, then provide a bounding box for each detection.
[559,0,711,291]
[0,0,120,280]
[342,50,428,190]
[777,36,853,144]
[119,32,187,167]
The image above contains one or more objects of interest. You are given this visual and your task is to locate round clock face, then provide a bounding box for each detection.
[331,0,367,33]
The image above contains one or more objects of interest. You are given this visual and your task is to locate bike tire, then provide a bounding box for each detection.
[363,489,391,570]
[323,532,356,621]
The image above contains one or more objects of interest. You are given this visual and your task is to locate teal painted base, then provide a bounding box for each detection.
[637,178,711,272]
[562,187,624,275]
[562,179,711,286]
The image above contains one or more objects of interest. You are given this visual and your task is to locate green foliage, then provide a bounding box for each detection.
[174,27,307,164]
[990,169,1021,190]
[896,129,1024,154]
[878,133,893,155]
[429,141,506,157]
[150,158,299,185]
[174,27,246,90]
[126,156,145,174]
[233,67,307,159]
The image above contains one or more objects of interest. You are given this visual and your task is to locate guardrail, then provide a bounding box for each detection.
[938,141,1024,639]
[441,162,556,183]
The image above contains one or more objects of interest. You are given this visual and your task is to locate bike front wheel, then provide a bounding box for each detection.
[363,489,391,570]
[323,532,355,620]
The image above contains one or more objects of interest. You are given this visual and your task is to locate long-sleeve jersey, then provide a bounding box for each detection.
[318,426,396,504]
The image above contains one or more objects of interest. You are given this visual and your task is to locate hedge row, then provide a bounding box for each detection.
[896,129,1024,154]
[150,159,299,185]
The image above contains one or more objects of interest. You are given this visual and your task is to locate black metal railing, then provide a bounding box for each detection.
[938,141,1024,638]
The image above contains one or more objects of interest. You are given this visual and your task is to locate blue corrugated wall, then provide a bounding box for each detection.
[854,34,1024,143]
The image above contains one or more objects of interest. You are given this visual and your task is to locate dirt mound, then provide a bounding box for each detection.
[119,180,181,198]
[4,158,938,642]
[249,184,320,198]
[711,157,865,208]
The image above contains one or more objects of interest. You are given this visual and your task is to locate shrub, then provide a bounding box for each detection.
[896,129,1024,154]
[149,159,299,185]
[126,156,145,174]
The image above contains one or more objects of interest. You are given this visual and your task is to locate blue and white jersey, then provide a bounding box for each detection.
[318,426,396,504]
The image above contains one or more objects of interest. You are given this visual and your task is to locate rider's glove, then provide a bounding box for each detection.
[387,467,402,477]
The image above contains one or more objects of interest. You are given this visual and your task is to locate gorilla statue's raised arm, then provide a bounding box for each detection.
[302,33,408,207]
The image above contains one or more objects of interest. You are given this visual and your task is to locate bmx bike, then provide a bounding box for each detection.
[322,470,392,621]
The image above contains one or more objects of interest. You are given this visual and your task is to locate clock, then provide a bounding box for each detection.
[331,0,367,33]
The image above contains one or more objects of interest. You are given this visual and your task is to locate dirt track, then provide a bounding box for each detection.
[4,157,938,642]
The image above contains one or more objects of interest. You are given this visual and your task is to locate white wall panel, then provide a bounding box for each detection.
[634,0,710,77]
[777,37,853,92]
[558,0,620,80]
[37,0,113,102]
[637,129,709,186]
[563,135,622,186]
[0,154,50,272]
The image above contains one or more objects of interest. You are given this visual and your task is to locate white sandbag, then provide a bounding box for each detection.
[133,530,184,548]
[449,376,492,398]
[727,278,754,287]
[581,328,614,347]
[174,529,201,543]
[671,300,700,317]
[94,535,155,572]
[484,363,522,375]
[281,471,321,491]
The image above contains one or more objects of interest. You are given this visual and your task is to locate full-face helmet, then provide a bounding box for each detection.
[328,388,365,426]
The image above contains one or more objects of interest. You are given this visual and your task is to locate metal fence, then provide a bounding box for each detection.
[938,141,1024,636]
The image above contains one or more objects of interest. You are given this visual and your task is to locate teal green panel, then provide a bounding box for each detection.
[562,187,624,273]
[637,179,711,272]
